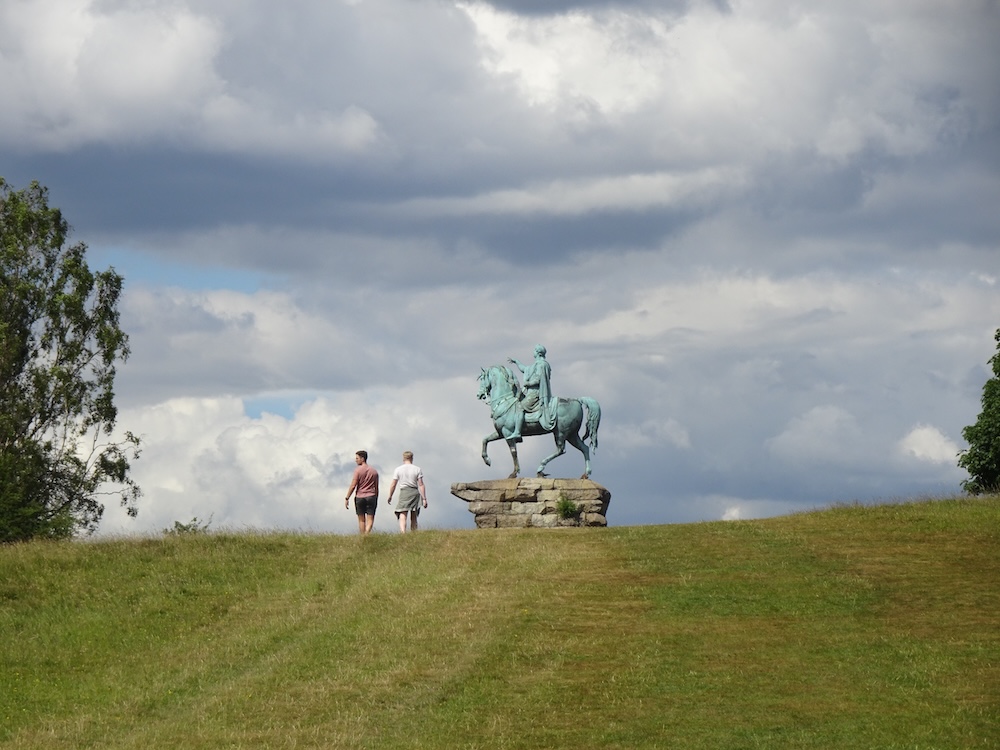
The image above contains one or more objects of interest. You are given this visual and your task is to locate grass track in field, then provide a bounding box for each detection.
[1,498,997,749]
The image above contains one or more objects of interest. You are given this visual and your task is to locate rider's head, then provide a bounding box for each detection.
[534,344,547,358]
[402,451,414,462]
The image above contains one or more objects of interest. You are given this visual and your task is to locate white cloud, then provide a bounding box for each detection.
[0,0,380,158]
[4,0,991,168]
[459,0,996,161]
[0,0,223,148]
[685,495,811,524]
[766,405,867,465]
[459,3,672,114]
[722,506,743,521]
[393,166,747,217]
[606,417,691,453]
[101,381,489,537]
[897,425,960,465]
[93,253,999,535]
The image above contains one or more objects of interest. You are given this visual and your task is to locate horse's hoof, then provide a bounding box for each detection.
[536,471,548,478]
[507,471,519,479]
[580,473,590,480]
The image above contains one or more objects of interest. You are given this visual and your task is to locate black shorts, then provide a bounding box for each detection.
[355,495,378,517]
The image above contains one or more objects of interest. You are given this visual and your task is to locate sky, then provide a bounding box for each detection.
[2,0,999,536]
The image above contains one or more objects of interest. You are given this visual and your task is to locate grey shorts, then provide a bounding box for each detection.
[355,495,378,517]
[394,485,422,515]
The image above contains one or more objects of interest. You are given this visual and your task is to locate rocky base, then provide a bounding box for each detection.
[450,478,611,528]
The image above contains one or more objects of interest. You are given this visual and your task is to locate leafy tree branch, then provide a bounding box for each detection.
[1,178,141,542]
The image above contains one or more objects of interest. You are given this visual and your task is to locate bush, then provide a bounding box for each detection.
[163,516,213,537]
[958,327,1000,495]
[556,496,581,519]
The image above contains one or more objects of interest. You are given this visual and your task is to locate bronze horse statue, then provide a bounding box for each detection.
[477,364,601,478]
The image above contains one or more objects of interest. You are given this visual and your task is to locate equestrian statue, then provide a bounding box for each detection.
[477,345,601,478]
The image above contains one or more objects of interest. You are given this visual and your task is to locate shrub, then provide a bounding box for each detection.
[163,516,213,536]
[556,496,581,519]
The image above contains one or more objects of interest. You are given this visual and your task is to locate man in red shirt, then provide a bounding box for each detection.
[345,450,379,535]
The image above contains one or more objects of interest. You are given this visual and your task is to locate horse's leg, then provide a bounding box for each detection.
[494,412,521,477]
[536,432,567,477]
[506,438,520,478]
[485,420,521,477]
[566,430,592,479]
[535,401,585,477]
[482,429,502,467]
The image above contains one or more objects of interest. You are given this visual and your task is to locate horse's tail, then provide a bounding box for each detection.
[578,397,601,451]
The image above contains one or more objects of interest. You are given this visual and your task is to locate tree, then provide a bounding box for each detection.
[958,328,1000,495]
[1,178,140,542]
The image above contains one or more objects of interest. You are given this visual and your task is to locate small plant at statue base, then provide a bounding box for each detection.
[556,496,581,520]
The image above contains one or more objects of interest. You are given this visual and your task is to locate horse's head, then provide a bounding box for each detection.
[476,367,492,401]
[477,364,516,401]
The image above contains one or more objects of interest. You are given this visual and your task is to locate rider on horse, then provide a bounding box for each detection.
[508,344,558,439]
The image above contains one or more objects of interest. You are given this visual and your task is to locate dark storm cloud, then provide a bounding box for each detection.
[11,144,996,289]
[483,0,728,16]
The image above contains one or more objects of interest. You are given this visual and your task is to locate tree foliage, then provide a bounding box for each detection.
[958,328,1000,495]
[1,178,140,542]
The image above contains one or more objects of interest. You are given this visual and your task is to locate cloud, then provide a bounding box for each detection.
[722,505,742,521]
[93,251,997,536]
[461,0,998,163]
[460,3,675,114]
[392,166,748,217]
[3,0,997,536]
[118,286,370,400]
[766,405,868,466]
[606,417,691,453]
[101,381,489,536]
[897,425,960,465]
[0,0,223,149]
[0,0,384,159]
[6,0,994,172]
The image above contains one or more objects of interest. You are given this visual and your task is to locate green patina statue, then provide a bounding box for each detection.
[477,345,602,479]
[507,344,557,436]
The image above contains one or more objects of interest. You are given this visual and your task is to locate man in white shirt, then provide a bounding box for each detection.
[386,451,427,533]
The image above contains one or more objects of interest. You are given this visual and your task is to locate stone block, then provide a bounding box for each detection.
[474,514,498,528]
[452,478,611,528]
[580,498,611,514]
[530,514,559,528]
[452,487,509,503]
[496,514,532,528]
[538,488,592,503]
[468,501,502,515]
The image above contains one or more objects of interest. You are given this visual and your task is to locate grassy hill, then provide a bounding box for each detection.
[1,498,997,749]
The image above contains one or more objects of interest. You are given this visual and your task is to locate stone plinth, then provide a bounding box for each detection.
[450,478,611,528]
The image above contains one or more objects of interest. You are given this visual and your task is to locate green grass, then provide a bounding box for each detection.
[1,498,997,749]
